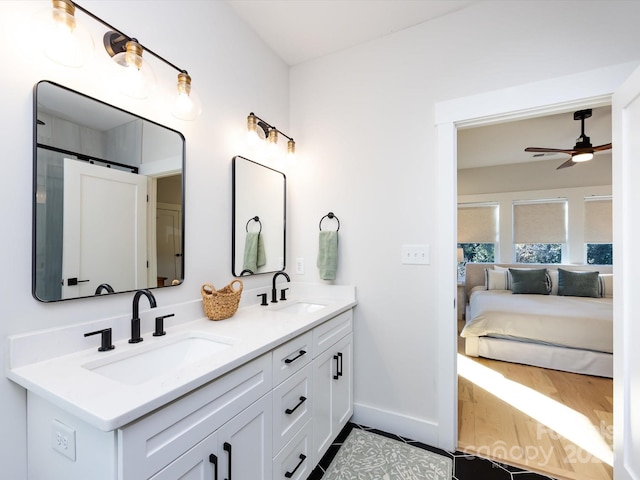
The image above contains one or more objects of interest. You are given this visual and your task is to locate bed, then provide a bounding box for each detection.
[460,263,613,377]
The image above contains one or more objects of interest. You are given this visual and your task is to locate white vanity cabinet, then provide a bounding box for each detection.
[312,311,353,463]
[23,305,355,480]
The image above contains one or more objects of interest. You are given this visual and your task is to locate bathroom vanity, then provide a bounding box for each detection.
[8,284,355,480]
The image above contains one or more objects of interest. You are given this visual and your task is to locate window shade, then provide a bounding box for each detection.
[584,198,612,243]
[513,201,566,244]
[458,204,498,243]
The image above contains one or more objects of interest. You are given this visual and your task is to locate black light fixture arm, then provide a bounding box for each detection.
[71,1,187,75]
[249,112,294,142]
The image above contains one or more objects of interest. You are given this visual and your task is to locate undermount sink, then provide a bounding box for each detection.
[83,333,235,385]
[273,301,327,314]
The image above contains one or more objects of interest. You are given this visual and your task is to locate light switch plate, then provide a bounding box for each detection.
[401,244,430,265]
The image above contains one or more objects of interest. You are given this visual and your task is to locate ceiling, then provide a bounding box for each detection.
[225,1,612,171]
[457,106,612,170]
[225,0,477,66]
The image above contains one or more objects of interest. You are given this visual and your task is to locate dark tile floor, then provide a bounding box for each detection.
[307,423,557,480]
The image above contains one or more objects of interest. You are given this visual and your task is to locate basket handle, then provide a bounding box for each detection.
[229,279,243,293]
[201,283,216,296]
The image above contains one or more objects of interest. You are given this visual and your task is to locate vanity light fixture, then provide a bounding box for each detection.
[41,0,94,67]
[246,112,296,162]
[41,0,201,120]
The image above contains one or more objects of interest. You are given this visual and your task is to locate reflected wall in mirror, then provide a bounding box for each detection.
[232,156,286,276]
[33,81,186,302]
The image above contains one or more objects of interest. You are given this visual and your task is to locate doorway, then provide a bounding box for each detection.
[434,63,636,459]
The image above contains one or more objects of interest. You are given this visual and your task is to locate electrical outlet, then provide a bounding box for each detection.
[401,244,430,265]
[51,419,76,461]
[296,257,305,274]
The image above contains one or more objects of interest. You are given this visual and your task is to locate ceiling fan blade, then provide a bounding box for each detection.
[525,147,573,154]
[556,158,576,170]
[593,143,613,152]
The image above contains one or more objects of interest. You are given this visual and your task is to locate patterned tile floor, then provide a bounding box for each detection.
[308,423,557,480]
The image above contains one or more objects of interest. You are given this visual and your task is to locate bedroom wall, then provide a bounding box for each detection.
[288,0,640,444]
[0,1,289,477]
[458,154,613,195]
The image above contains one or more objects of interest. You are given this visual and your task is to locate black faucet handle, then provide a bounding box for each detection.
[153,314,175,337]
[257,293,268,306]
[84,328,115,352]
[280,288,289,301]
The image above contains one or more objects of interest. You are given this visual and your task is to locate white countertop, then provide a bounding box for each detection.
[6,284,356,431]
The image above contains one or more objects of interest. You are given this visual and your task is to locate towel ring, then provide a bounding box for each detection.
[319,212,340,231]
[246,216,262,233]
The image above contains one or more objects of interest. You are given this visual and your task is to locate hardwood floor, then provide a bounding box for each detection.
[457,342,613,480]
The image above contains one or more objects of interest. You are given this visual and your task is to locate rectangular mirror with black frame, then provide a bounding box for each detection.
[232,156,286,277]
[33,80,185,302]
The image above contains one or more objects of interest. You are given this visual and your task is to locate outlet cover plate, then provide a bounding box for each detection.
[51,419,76,461]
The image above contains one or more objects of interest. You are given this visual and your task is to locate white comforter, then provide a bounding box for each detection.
[461,289,613,353]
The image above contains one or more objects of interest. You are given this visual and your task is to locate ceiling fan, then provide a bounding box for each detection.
[524,109,612,170]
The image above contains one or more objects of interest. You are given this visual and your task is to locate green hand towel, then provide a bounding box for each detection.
[317,230,338,280]
[243,232,267,272]
[257,233,267,268]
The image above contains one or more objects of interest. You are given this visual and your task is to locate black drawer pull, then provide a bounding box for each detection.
[285,396,307,415]
[209,454,218,480]
[333,352,343,380]
[223,442,232,480]
[284,350,306,364]
[285,453,307,478]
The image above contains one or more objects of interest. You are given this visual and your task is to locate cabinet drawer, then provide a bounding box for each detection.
[119,353,272,480]
[272,363,312,454]
[312,309,352,357]
[272,331,312,386]
[273,419,313,480]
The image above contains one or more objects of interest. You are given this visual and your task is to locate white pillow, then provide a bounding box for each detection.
[599,274,613,298]
[485,268,508,290]
[547,269,559,295]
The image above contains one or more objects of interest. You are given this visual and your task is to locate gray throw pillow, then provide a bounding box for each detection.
[558,268,600,297]
[508,268,549,295]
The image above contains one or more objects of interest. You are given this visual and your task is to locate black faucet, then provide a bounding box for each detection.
[271,271,290,303]
[129,289,157,343]
[94,283,114,295]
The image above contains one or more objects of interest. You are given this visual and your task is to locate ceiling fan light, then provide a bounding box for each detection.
[572,152,594,163]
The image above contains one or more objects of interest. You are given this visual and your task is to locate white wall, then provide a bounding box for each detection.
[0,1,289,477]
[289,0,640,445]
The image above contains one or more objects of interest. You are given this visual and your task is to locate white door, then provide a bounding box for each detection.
[156,204,182,286]
[62,159,147,298]
[612,65,640,480]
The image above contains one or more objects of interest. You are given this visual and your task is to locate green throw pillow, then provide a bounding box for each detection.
[508,268,549,295]
[558,268,600,297]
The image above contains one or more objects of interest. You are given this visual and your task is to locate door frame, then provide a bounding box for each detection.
[434,61,638,451]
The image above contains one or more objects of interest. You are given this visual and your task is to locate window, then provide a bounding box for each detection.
[513,199,567,264]
[584,196,612,265]
[457,203,498,263]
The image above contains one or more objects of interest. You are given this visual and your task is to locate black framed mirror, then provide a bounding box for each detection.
[33,81,185,302]
[232,156,286,276]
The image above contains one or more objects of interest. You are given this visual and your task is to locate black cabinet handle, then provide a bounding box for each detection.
[284,453,306,478]
[209,454,218,480]
[285,396,307,415]
[284,350,306,364]
[333,352,343,380]
[223,442,232,480]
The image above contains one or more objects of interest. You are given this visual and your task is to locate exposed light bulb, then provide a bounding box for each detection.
[112,40,155,99]
[267,129,279,160]
[42,0,93,67]
[171,72,201,120]
[246,113,260,145]
[286,139,296,165]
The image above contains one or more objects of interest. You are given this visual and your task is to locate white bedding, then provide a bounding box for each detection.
[461,288,613,354]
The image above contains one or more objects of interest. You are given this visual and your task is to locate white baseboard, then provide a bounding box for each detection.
[351,402,440,448]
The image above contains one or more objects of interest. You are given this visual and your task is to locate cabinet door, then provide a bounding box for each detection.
[312,333,353,464]
[150,431,219,480]
[217,393,273,480]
